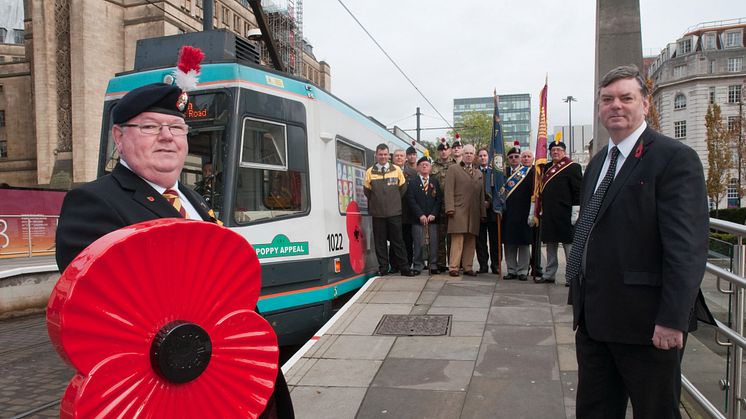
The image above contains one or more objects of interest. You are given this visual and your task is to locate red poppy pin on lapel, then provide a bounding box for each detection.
[634,142,644,158]
[47,219,278,418]
[147,196,155,202]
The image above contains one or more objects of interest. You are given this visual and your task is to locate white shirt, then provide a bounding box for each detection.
[594,121,647,193]
[120,159,201,220]
[376,162,390,172]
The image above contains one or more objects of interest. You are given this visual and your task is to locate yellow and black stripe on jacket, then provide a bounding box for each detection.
[363,163,407,218]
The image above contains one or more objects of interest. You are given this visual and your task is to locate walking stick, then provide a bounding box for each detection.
[423,219,430,271]
[495,212,502,276]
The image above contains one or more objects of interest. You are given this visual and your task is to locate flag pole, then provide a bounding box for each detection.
[530,77,549,280]
[489,89,507,278]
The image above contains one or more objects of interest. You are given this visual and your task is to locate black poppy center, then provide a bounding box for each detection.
[150,320,212,383]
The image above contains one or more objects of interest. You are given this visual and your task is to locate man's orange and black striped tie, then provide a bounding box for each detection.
[162,189,188,218]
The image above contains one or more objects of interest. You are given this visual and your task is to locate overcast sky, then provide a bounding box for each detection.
[304,0,743,145]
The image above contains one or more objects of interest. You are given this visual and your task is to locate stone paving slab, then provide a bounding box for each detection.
[291,386,368,419]
[371,358,474,391]
[388,336,482,360]
[461,376,566,419]
[356,387,466,419]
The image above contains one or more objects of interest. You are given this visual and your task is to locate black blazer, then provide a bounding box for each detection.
[406,175,443,223]
[569,127,710,345]
[55,163,296,418]
[55,163,215,272]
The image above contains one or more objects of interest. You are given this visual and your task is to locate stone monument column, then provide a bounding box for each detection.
[593,0,643,156]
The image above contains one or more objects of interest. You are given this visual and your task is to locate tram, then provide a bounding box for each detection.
[97,30,418,346]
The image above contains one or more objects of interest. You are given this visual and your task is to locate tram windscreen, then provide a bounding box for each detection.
[99,91,230,220]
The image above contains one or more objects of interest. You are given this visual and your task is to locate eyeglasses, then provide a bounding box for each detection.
[119,123,189,136]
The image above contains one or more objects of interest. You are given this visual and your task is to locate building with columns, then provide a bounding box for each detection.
[648,18,746,208]
[0,0,330,188]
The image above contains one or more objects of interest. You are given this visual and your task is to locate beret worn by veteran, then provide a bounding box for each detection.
[437,142,450,151]
[507,147,521,156]
[406,146,417,155]
[417,156,431,165]
[112,83,185,124]
[548,141,567,150]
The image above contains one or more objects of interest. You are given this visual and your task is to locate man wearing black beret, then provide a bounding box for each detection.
[55,82,294,418]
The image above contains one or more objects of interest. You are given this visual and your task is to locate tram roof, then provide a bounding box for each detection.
[105,60,412,151]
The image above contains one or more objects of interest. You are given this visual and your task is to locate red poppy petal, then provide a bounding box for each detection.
[345,201,365,273]
[199,309,279,417]
[47,219,262,375]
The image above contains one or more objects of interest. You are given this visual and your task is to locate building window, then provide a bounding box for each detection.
[725,31,743,48]
[709,60,716,74]
[709,87,716,104]
[677,38,692,55]
[0,140,6,158]
[184,0,191,10]
[196,0,202,8]
[728,116,741,133]
[0,56,4,63]
[729,85,743,104]
[703,33,718,50]
[673,65,686,78]
[0,110,4,127]
[234,15,240,31]
[11,57,22,62]
[727,57,743,72]
[674,93,687,110]
[13,30,24,44]
[728,178,739,200]
[222,6,229,24]
[0,28,6,43]
[674,120,687,139]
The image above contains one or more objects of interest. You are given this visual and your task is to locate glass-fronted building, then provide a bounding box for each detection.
[453,94,531,148]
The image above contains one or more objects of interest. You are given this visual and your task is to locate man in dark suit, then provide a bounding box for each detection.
[476,147,500,274]
[568,65,709,419]
[55,83,294,419]
[407,156,442,275]
[536,140,582,284]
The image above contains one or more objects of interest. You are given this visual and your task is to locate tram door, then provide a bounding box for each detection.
[183,127,226,219]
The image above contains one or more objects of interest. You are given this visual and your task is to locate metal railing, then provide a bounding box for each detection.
[686,218,746,418]
[0,214,58,258]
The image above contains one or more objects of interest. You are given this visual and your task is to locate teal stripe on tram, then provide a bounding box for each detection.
[257,273,371,313]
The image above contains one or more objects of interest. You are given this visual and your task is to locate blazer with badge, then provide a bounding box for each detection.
[55,163,216,272]
[406,175,443,224]
[569,127,710,345]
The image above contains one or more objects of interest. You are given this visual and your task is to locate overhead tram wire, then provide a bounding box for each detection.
[336,0,454,132]
[386,113,416,127]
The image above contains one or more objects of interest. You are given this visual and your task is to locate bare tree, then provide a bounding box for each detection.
[706,103,733,216]
[645,78,660,131]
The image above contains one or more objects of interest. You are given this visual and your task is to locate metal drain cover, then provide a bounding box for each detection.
[374,314,451,336]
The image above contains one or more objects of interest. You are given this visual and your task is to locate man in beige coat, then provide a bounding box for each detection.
[445,144,486,276]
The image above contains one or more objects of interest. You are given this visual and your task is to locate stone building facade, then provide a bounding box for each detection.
[648,18,746,208]
[0,0,331,188]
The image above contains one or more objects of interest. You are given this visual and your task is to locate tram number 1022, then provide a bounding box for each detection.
[326,233,344,252]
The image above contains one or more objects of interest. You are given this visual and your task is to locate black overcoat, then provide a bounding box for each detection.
[406,175,443,223]
[502,166,534,245]
[540,160,582,243]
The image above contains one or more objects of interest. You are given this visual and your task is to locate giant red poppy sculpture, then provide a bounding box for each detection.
[47,219,278,418]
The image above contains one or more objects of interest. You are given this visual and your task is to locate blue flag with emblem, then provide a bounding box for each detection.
[489,90,507,214]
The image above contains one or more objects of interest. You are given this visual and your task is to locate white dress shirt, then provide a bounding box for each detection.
[594,121,647,193]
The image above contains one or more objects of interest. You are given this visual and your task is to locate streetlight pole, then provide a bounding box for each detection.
[564,96,577,158]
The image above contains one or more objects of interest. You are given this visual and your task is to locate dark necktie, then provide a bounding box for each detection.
[566,146,620,285]
[163,189,188,218]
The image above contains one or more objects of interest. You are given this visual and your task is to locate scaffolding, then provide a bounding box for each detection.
[260,0,303,76]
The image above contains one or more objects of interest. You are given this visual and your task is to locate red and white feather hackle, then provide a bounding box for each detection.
[174,46,205,91]
[514,140,521,151]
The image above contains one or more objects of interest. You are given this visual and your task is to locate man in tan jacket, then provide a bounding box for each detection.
[445,144,486,276]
